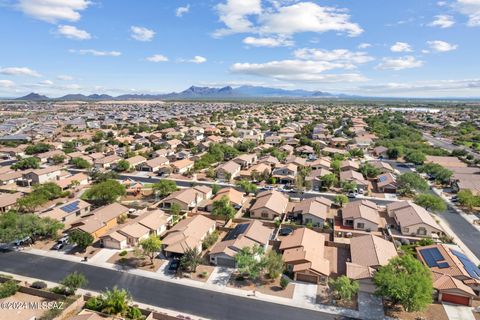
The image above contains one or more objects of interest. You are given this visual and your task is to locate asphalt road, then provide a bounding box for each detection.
[0,251,351,320]
[423,133,480,160]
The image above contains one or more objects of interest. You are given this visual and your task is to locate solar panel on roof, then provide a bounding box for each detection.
[60,200,80,213]
[451,249,480,279]
[437,262,449,269]
[419,248,445,268]
[378,176,387,182]
[225,223,249,241]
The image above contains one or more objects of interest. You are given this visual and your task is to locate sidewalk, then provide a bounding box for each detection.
[20,247,377,319]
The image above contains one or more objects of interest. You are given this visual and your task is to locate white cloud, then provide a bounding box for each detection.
[189,56,207,64]
[293,48,374,65]
[214,1,362,38]
[130,26,155,42]
[146,54,169,62]
[17,0,90,23]
[0,67,41,77]
[70,49,122,56]
[357,43,371,49]
[429,15,455,28]
[427,40,458,52]
[243,36,293,47]
[39,80,53,85]
[176,4,190,17]
[57,75,73,81]
[455,0,480,26]
[0,80,15,87]
[390,42,413,52]
[57,25,91,40]
[376,56,423,70]
[214,0,262,37]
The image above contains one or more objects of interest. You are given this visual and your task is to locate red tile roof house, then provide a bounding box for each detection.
[288,197,333,227]
[209,220,273,267]
[161,186,212,212]
[341,200,381,232]
[416,244,479,306]
[279,227,330,284]
[249,190,289,220]
[216,160,241,182]
[136,156,169,173]
[346,234,398,293]
[162,214,216,257]
[386,201,443,238]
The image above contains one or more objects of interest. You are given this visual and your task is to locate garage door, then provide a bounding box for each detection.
[442,293,470,306]
[216,257,236,268]
[295,273,318,283]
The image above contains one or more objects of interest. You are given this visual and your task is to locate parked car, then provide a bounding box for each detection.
[279,227,294,236]
[13,236,32,247]
[168,259,180,273]
[347,192,357,198]
[53,236,69,250]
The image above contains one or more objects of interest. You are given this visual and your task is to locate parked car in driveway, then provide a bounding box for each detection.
[52,236,69,250]
[168,259,180,273]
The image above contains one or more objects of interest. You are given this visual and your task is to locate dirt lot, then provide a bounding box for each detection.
[473,300,480,320]
[182,264,215,283]
[384,301,449,320]
[107,250,165,272]
[316,285,358,310]
[227,273,295,299]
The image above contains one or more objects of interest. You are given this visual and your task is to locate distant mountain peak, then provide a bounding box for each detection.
[15,92,49,100]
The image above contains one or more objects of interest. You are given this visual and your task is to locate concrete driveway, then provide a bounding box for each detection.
[443,303,475,320]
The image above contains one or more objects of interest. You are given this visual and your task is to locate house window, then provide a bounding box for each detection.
[403,228,409,234]
[305,218,312,224]
[417,227,427,236]
[356,222,365,229]
[261,212,269,219]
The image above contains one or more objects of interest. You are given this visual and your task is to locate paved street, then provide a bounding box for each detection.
[0,251,352,320]
[423,133,480,161]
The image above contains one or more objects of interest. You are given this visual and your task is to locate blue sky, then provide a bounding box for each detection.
[0,0,479,97]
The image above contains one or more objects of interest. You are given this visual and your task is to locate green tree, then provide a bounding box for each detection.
[51,154,66,164]
[212,195,236,222]
[82,180,126,206]
[329,276,359,301]
[457,189,480,210]
[341,181,357,193]
[25,143,52,155]
[414,194,447,212]
[11,157,40,170]
[334,194,349,207]
[211,184,221,195]
[180,247,203,272]
[69,229,94,251]
[236,179,257,195]
[152,180,178,197]
[235,245,265,281]
[263,250,284,279]
[374,255,433,312]
[101,287,132,316]
[71,157,91,169]
[405,151,426,165]
[60,271,88,295]
[387,147,401,159]
[115,159,130,172]
[139,235,161,265]
[397,172,429,196]
[359,163,381,178]
[0,211,63,243]
[320,174,337,189]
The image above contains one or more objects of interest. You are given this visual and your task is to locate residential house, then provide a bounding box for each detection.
[170,158,194,174]
[216,161,241,181]
[250,190,289,220]
[21,166,62,186]
[0,192,22,212]
[376,173,397,193]
[209,220,273,267]
[272,163,297,185]
[279,227,330,283]
[161,186,212,211]
[386,201,443,237]
[288,197,333,227]
[41,199,91,223]
[94,154,121,169]
[207,187,245,211]
[340,170,370,193]
[342,200,381,232]
[137,156,169,173]
[232,154,257,169]
[162,214,216,256]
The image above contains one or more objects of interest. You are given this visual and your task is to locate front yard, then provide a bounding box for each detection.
[227,273,295,299]
[316,285,358,310]
[107,250,165,272]
[384,301,449,320]
[181,264,215,282]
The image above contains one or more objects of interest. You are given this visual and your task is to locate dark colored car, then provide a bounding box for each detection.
[279,227,294,236]
[168,259,180,273]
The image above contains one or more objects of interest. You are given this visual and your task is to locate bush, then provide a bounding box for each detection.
[280,277,290,290]
[50,286,69,296]
[119,250,128,257]
[84,296,103,311]
[202,231,219,250]
[31,281,47,289]
[0,280,19,298]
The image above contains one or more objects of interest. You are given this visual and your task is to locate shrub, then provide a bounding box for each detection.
[202,231,219,250]
[50,286,69,296]
[31,281,47,289]
[119,250,128,257]
[0,280,19,298]
[280,277,290,290]
[84,296,103,311]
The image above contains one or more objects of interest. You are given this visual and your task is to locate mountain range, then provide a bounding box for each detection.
[13,85,347,101]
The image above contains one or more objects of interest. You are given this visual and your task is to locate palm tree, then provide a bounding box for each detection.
[180,247,203,272]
